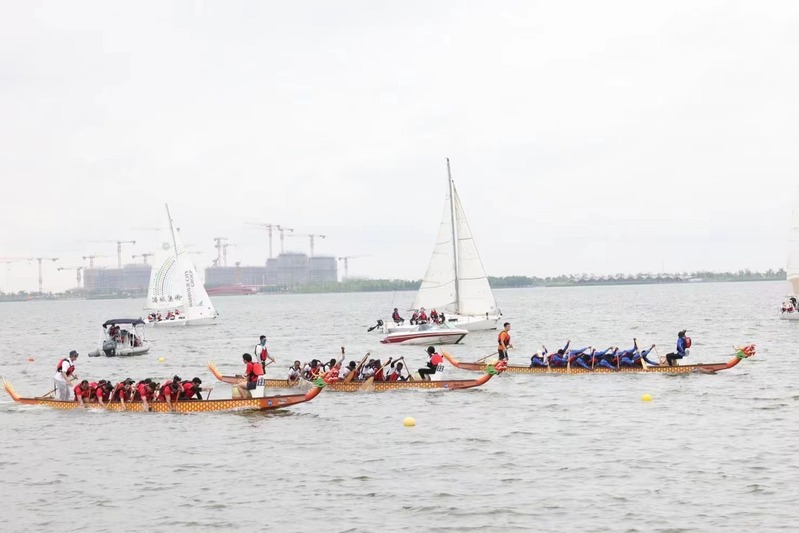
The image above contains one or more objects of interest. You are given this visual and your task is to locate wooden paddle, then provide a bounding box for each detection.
[37,387,56,399]
[358,357,394,391]
[342,352,370,383]
[476,351,498,363]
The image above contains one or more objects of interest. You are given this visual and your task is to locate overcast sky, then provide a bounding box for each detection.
[1,1,798,292]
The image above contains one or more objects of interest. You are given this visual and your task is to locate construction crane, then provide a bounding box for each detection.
[337,255,369,281]
[277,226,293,255]
[222,242,236,267]
[213,237,227,267]
[86,240,136,268]
[27,257,58,293]
[290,233,326,257]
[82,254,110,268]
[245,223,280,260]
[57,266,84,288]
[131,253,154,265]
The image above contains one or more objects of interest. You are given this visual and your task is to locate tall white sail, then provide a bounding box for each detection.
[145,241,184,311]
[788,197,799,295]
[453,187,498,316]
[412,194,458,314]
[412,160,498,317]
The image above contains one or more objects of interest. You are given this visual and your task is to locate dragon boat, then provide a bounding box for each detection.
[2,379,323,413]
[441,345,756,375]
[207,356,505,393]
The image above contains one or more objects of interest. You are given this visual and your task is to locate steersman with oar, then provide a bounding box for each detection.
[53,350,79,400]
[497,322,513,362]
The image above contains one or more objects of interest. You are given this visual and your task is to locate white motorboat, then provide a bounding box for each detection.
[396,159,501,332]
[144,204,219,327]
[379,322,469,345]
[88,318,150,357]
[780,192,799,320]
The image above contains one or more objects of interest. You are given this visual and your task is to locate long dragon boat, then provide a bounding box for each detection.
[207,357,505,393]
[2,379,323,413]
[441,345,756,375]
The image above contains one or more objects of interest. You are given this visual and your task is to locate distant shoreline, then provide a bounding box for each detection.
[0,270,786,301]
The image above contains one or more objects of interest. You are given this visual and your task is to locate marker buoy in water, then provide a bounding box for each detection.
[28,358,34,362]
[641,393,653,402]
[403,417,416,427]
[158,357,165,363]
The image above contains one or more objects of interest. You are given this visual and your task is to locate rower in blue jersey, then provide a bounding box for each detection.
[619,339,642,366]
[587,347,614,368]
[596,348,620,369]
[567,346,591,369]
[530,349,547,367]
[545,340,571,367]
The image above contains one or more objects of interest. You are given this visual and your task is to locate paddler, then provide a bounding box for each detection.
[111,378,135,409]
[321,347,346,382]
[180,378,209,400]
[530,350,547,367]
[236,353,263,398]
[387,359,409,381]
[339,360,357,381]
[418,346,444,380]
[94,380,113,407]
[497,323,513,361]
[544,341,571,367]
[133,378,157,411]
[255,335,275,372]
[73,380,92,408]
[54,350,79,400]
[287,360,303,385]
[157,377,182,411]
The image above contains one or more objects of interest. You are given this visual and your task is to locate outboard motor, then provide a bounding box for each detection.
[102,339,117,357]
[367,319,384,333]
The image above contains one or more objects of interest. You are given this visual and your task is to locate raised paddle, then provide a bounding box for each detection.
[358,357,394,391]
[37,388,57,399]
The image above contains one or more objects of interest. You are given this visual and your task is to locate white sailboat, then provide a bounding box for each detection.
[144,204,219,327]
[402,159,501,331]
[780,195,799,320]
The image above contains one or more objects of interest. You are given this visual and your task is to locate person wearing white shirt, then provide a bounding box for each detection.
[254,335,275,372]
[53,350,79,400]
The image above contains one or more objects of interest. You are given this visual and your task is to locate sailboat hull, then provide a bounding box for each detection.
[384,315,499,334]
[779,311,799,320]
[380,329,468,345]
[147,316,218,327]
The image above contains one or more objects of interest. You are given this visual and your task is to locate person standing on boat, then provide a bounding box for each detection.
[418,346,444,380]
[666,330,691,366]
[54,350,79,400]
[497,323,513,361]
[255,335,274,372]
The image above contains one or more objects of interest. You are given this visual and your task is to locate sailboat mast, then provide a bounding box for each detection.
[447,158,460,313]
[164,203,187,307]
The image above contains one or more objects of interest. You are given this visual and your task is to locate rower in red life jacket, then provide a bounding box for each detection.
[157,377,182,411]
[111,378,135,409]
[134,378,156,411]
[94,381,113,407]
[387,358,408,381]
[73,380,92,407]
[418,346,444,380]
[180,378,209,400]
[372,357,393,381]
[236,353,263,398]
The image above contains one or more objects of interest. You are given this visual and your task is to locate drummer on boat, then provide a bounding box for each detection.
[666,330,691,366]
[418,346,444,380]
[236,354,263,398]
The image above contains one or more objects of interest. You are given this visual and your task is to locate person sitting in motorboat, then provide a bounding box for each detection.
[392,308,404,324]
[418,308,429,324]
[288,361,303,385]
[410,310,420,325]
[73,380,92,408]
[133,334,142,347]
[430,309,439,323]
[418,346,444,380]
[438,312,446,324]
[666,330,691,366]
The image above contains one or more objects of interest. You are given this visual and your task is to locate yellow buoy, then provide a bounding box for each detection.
[158,357,165,363]
[403,416,416,427]
[641,393,653,402]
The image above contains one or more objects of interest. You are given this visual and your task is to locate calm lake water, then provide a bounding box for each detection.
[1,282,797,532]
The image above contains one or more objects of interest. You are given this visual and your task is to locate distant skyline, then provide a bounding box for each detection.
[1,1,798,292]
